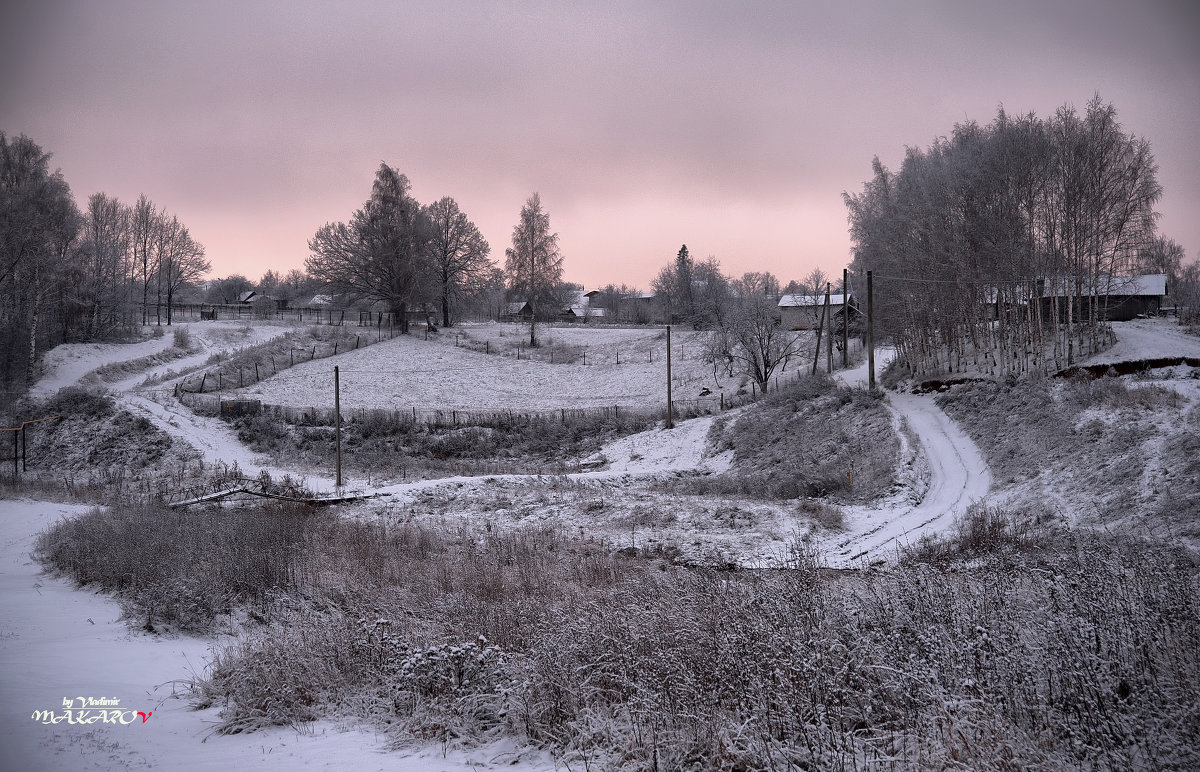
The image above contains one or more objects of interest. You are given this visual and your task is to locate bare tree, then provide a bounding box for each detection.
[157,215,208,324]
[709,295,804,393]
[731,271,781,298]
[80,192,132,335]
[504,193,563,346]
[424,196,493,328]
[307,164,432,333]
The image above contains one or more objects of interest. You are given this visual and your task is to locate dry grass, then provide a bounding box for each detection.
[36,498,1200,769]
[673,374,897,502]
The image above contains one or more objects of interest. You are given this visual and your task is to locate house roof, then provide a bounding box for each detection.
[779,293,850,308]
[505,301,531,315]
[563,306,604,317]
[237,290,258,303]
[1040,274,1167,298]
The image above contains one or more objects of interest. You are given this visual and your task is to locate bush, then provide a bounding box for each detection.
[37,501,315,632]
[44,386,115,418]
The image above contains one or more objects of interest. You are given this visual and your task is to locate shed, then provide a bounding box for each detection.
[1038,274,1167,322]
[779,293,856,331]
[503,301,533,322]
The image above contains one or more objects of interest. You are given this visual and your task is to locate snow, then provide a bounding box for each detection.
[825,392,992,566]
[1080,318,1200,364]
[820,346,992,566]
[230,325,725,412]
[0,499,555,771]
[9,316,1198,763]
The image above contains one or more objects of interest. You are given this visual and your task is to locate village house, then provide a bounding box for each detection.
[778,292,857,331]
[1036,274,1168,322]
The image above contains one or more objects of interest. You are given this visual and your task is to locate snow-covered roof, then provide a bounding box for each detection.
[1113,274,1167,296]
[1040,274,1167,298]
[563,306,605,318]
[779,293,850,308]
[237,291,258,303]
[505,301,530,315]
[308,294,333,306]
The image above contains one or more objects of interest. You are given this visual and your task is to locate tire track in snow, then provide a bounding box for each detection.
[826,352,991,567]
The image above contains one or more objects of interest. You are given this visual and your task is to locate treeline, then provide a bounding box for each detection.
[0,132,209,397]
[307,163,502,334]
[845,95,1196,377]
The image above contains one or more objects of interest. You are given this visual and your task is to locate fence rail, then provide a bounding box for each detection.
[176,392,735,427]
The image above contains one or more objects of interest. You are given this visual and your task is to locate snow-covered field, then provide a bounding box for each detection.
[5,316,1199,767]
[230,324,735,412]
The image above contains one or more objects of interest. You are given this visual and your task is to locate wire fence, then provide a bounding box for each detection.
[173,363,824,430]
[175,325,400,394]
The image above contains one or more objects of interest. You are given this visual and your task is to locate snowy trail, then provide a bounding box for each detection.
[825,392,991,566]
[118,391,336,493]
[823,348,992,566]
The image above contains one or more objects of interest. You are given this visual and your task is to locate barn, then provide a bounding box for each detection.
[1038,274,1167,322]
[778,293,857,331]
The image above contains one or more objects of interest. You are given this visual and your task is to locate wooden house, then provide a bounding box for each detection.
[778,293,857,331]
[1038,274,1167,322]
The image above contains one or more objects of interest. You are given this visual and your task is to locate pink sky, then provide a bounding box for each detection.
[2,0,1197,290]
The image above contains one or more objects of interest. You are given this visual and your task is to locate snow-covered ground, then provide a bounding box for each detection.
[6,316,1197,766]
[1079,317,1200,364]
[230,325,728,412]
[822,345,992,565]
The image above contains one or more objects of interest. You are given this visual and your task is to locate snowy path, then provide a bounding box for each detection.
[118,391,337,493]
[0,499,554,770]
[825,393,991,566]
[823,348,992,566]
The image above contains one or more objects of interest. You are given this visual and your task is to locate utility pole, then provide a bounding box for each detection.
[825,282,833,374]
[665,325,674,429]
[867,270,875,390]
[842,268,849,368]
[334,365,342,488]
[812,295,827,376]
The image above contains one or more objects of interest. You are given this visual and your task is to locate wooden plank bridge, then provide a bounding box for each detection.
[166,476,374,508]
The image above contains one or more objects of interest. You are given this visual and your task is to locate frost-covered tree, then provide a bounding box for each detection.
[0,132,81,389]
[307,164,433,333]
[708,294,805,392]
[424,196,492,328]
[504,193,563,346]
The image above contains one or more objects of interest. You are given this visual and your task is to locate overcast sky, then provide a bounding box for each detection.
[3,0,1197,289]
